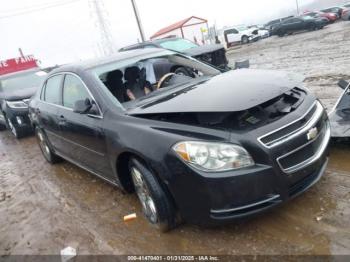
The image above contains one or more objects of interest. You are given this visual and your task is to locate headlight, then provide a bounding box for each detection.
[6,100,28,109]
[173,141,254,172]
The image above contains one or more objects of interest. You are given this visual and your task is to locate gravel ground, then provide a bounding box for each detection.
[0,21,350,257]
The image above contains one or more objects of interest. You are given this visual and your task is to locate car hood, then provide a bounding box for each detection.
[0,87,38,101]
[183,44,225,57]
[127,69,304,115]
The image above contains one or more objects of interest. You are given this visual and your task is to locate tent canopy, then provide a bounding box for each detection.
[150,16,208,39]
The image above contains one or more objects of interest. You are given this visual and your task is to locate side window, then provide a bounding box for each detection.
[44,75,63,105]
[63,74,91,109]
[225,29,239,35]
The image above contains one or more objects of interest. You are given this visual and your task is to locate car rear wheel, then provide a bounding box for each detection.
[129,158,177,232]
[35,127,61,164]
[241,35,249,44]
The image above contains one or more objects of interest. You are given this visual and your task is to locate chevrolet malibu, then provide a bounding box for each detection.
[29,49,330,231]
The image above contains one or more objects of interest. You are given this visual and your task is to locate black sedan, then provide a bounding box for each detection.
[29,49,330,231]
[272,16,327,37]
[119,37,229,71]
[0,69,47,138]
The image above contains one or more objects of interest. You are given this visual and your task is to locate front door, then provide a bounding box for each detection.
[38,74,64,151]
[58,74,112,178]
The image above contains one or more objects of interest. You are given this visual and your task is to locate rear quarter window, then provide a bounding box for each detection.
[43,75,63,105]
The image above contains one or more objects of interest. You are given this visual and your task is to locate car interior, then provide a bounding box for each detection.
[97,54,219,104]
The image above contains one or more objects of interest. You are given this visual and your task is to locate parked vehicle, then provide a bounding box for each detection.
[272,16,327,37]
[341,4,350,20]
[303,11,337,23]
[265,16,294,32]
[0,69,47,138]
[222,25,260,47]
[320,7,344,18]
[29,48,330,231]
[249,25,270,39]
[329,79,350,138]
[119,37,229,71]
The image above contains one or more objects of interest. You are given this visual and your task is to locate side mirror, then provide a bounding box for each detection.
[338,79,349,90]
[73,98,92,114]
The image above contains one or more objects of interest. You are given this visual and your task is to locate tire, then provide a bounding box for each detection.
[309,23,317,31]
[5,116,26,139]
[241,35,249,44]
[129,158,177,232]
[0,122,6,131]
[35,127,61,164]
[278,30,285,37]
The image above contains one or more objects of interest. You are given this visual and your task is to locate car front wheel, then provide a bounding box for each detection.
[5,116,25,138]
[309,23,317,31]
[129,158,177,232]
[278,30,285,37]
[35,127,61,164]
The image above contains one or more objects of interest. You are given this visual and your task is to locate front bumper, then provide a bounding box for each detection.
[165,102,330,226]
[6,107,34,134]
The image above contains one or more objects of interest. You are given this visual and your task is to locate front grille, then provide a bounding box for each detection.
[278,119,327,171]
[259,102,317,147]
[259,101,330,174]
[260,103,317,147]
[210,194,281,218]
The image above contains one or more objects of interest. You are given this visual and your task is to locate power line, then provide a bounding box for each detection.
[0,0,81,20]
[89,0,116,56]
[0,0,71,14]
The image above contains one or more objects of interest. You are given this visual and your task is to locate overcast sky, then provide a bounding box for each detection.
[0,0,316,66]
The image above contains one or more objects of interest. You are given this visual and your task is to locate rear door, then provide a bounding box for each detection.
[283,18,301,31]
[38,74,64,151]
[58,73,111,177]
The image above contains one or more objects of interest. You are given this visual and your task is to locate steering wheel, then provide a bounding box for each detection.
[157,73,176,90]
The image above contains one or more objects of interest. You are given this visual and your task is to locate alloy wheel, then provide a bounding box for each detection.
[37,130,51,157]
[7,119,17,137]
[131,167,158,224]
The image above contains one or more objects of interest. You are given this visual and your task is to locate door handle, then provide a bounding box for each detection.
[58,115,67,125]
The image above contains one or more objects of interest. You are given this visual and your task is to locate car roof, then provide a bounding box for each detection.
[322,7,340,10]
[50,48,168,74]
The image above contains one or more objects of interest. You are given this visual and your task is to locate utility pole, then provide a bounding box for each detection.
[131,0,145,42]
[295,0,300,15]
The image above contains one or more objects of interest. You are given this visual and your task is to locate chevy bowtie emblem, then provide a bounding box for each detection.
[307,127,318,141]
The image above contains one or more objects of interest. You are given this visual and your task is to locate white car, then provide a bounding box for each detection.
[250,26,270,39]
[222,25,260,48]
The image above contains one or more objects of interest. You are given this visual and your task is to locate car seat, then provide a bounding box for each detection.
[124,66,147,100]
[106,70,126,103]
